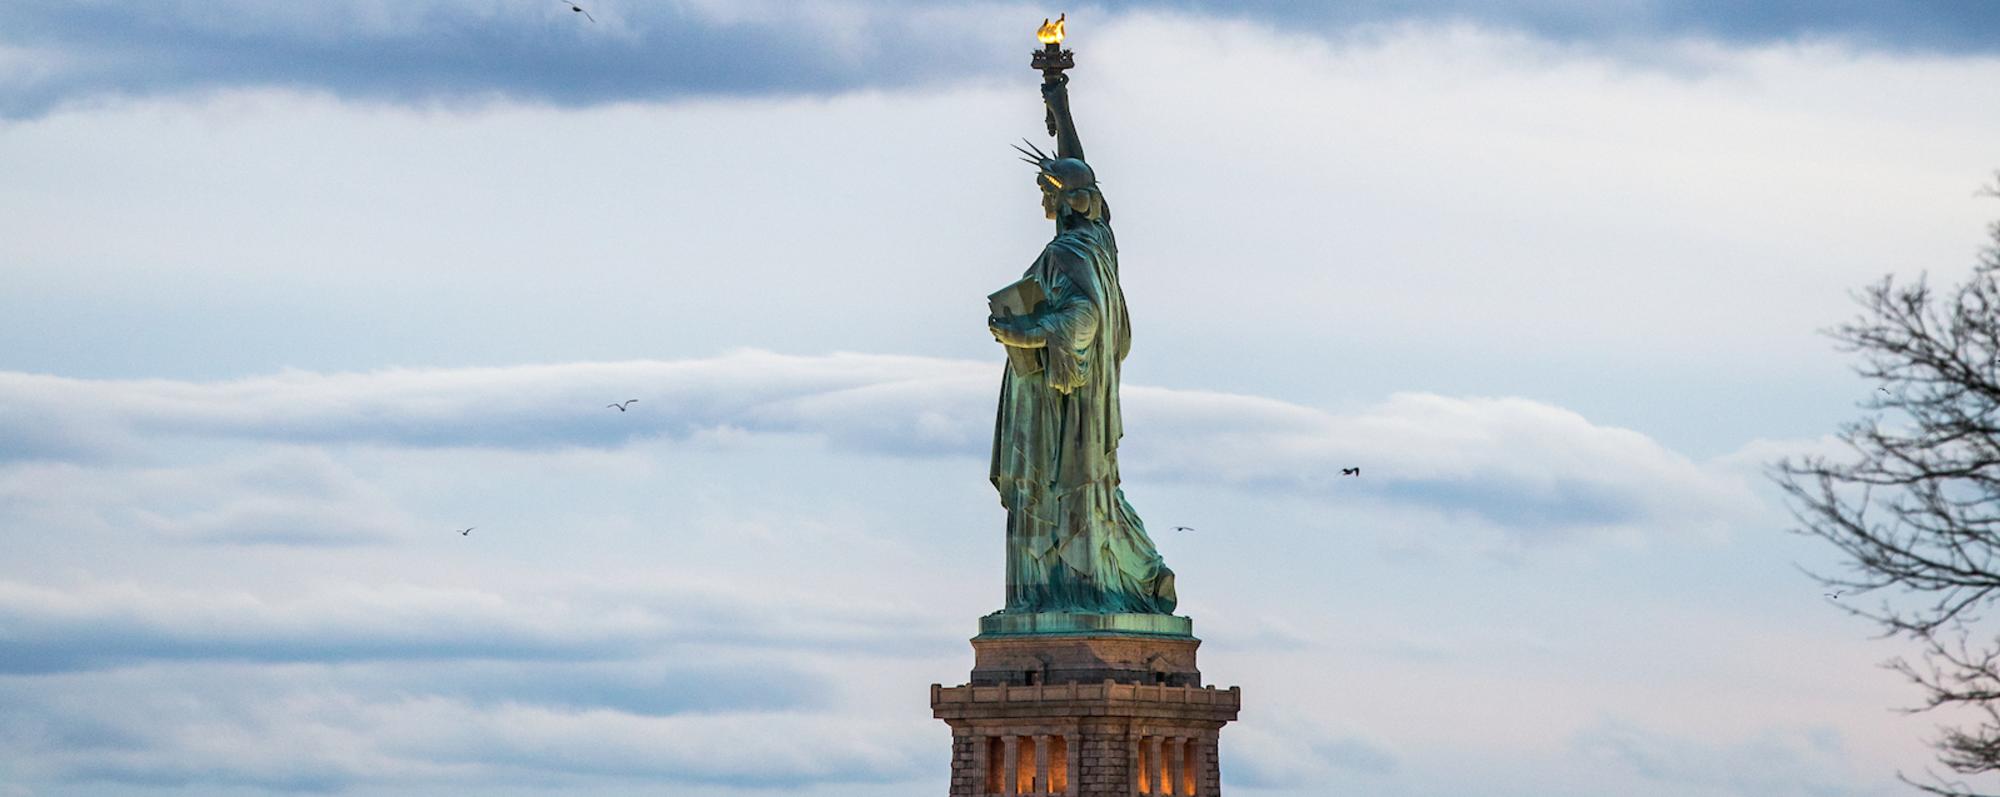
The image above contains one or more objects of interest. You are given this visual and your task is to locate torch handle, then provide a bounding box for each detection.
[1032,41,1080,157]
[1040,73,1083,162]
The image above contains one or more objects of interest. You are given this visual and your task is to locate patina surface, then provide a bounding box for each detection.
[986,54,1176,618]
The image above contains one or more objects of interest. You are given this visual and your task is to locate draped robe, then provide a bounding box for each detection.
[990,219,1177,615]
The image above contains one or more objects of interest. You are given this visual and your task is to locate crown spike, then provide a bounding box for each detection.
[1011,143,1054,171]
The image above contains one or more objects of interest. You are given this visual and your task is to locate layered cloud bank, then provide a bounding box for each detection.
[0,350,1759,539]
[0,352,1907,796]
[5,1,1997,118]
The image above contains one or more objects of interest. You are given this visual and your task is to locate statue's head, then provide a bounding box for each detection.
[1014,141,1107,224]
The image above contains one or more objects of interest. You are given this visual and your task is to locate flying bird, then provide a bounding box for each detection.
[607,399,638,411]
[554,0,595,21]
[1341,467,1360,477]
[457,527,475,536]
[1824,590,1843,599]
[1172,526,1195,532]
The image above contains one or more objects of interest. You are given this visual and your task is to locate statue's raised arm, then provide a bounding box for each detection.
[1032,14,1084,162]
[1042,75,1084,163]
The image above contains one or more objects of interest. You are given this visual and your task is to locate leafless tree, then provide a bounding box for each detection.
[1774,178,2000,797]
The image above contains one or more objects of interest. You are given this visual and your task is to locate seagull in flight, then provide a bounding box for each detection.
[457,527,475,536]
[554,0,595,21]
[1824,589,1843,599]
[1172,526,1195,532]
[1341,467,1360,477]
[606,399,638,412]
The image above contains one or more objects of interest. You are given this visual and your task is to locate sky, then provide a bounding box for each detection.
[2,1,1999,795]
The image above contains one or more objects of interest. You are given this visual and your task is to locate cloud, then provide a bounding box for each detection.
[1312,737,1398,775]
[1103,0,2000,55]
[1124,388,1763,538]
[0,351,1761,541]
[1224,719,1398,788]
[0,673,929,792]
[0,351,991,463]
[354,659,830,716]
[1571,717,1874,797]
[6,2,1996,119]
[383,700,930,786]
[1710,434,1862,474]
[0,575,950,674]
[0,579,628,674]
[0,0,1023,120]
[0,570,953,791]
[0,448,416,547]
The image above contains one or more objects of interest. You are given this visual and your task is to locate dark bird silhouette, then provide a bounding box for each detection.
[457,527,475,536]
[1824,590,1843,599]
[1172,526,1195,532]
[607,399,638,412]
[554,0,595,21]
[1878,387,1889,393]
[1341,467,1360,477]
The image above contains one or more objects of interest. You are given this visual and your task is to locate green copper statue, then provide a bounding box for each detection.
[985,61,1177,617]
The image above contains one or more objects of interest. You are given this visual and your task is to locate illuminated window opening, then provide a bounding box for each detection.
[986,737,1004,794]
[1050,736,1069,793]
[1016,735,1038,793]
[1180,738,1197,795]
[1137,736,1152,794]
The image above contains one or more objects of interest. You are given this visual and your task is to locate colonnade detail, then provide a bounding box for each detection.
[934,677,1238,796]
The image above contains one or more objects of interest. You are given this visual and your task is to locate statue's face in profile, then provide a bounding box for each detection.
[1040,181,1095,221]
[1036,159,1098,223]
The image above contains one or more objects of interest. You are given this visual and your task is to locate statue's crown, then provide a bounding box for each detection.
[1013,139,1096,192]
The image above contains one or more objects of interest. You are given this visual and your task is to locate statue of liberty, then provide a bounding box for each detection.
[985,66,1177,617]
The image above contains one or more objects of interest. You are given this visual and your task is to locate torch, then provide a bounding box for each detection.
[1031,14,1072,138]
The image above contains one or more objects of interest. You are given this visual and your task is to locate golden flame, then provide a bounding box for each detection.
[1037,14,1066,45]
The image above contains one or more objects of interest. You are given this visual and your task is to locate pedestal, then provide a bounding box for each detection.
[970,621,1202,688]
[933,625,1240,796]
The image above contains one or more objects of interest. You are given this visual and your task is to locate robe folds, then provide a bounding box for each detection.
[990,219,1177,615]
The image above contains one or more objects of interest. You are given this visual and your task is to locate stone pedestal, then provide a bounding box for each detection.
[933,627,1239,796]
[969,630,1202,688]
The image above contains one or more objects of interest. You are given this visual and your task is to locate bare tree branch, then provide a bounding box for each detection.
[1775,177,2000,793]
